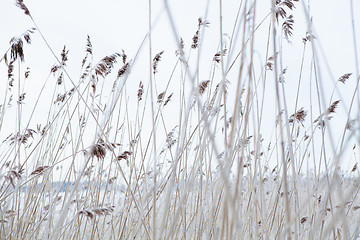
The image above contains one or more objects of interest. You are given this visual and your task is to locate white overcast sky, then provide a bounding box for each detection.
[0,0,359,170]
[1,0,358,72]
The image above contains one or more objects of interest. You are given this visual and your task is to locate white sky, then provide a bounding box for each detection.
[0,0,360,172]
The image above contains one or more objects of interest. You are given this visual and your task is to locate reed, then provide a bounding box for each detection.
[0,0,359,239]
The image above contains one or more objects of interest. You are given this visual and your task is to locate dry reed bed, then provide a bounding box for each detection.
[0,0,360,239]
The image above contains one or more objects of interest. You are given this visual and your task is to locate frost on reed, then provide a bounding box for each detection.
[0,0,360,239]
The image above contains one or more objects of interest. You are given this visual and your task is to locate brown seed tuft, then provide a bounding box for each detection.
[282,15,294,42]
[314,100,340,125]
[31,166,50,176]
[108,176,117,184]
[327,100,340,113]
[9,128,36,145]
[300,217,308,224]
[117,62,130,78]
[138,81,144,101]
[8,61,14,80]
[199,80,210,95]
[352,163,357,172]
[92,206,114,216]
[117,151,132,161]
[51,65,60,74]
[95,53,121,78]
[86,35,92,55]
[89,138,116,160]
[78,210,94,219]
[78,206,114,220]
[153,51,164,74]
[353,206,360,211]
[338,73,352,84]
[164,93,173,106]
[274,0,298,23]
[157,92,165,103]
[60,46,69,66]
[191,18,209,49]
[213,49,227,63]
[289,107,307,125]
[302,32,316,43]
[17,93,26,104]
[16,0,30,15]
[121,49,127,64]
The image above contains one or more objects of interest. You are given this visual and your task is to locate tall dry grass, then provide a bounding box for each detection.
[0,0,360,239]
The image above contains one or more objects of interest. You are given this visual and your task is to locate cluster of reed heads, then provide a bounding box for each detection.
[0,0,359,239]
